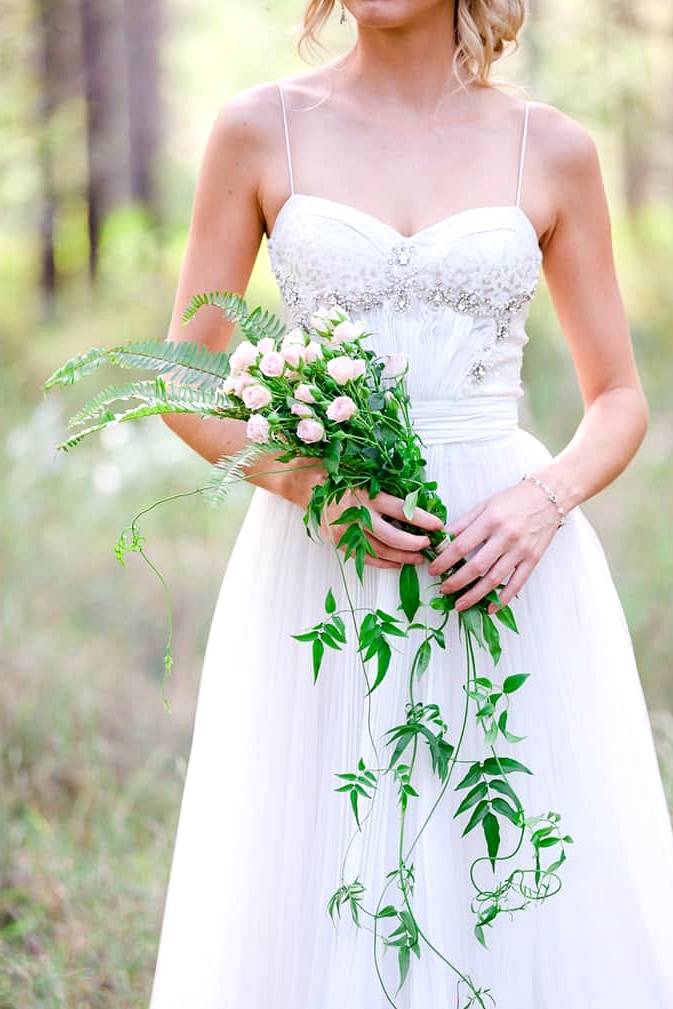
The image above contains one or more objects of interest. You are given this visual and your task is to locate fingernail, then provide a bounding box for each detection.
[488,603,498,615]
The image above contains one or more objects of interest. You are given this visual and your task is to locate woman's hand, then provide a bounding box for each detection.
[323,489,445,570]
[427,477,563,611]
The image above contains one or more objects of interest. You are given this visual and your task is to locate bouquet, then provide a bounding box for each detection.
[45,292,571,1009]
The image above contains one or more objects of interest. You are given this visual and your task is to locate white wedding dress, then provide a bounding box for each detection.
[149,84,673,1009]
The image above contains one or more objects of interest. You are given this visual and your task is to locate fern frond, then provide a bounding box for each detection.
[105,339,232,388]
[239,305,287,345]
[204,444,274,506]
[181,290,288,346]
[44,347,110,389]
[59,395,232,452]
[67,378,234,429]
[181,291,249,327]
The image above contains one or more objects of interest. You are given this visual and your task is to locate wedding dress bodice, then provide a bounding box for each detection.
[267,193,542,404]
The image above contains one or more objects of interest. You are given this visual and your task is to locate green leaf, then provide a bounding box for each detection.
[502,673,530,694]
[376,905,398,919]
[325,588,337,614]
[537,836,561,848]
[482,756,532,777]
[483,812,501,870]
[312,638,325,683]
[205,444,272,506]
[474,923,487,948]
[459,606,484,646]
[57,400,206,451]
[413,640,432,681]
[455,761,483,790]
[402,489,420,522]
[494,604,518,633]
[396,945,411,994]
[481,612,502,665]
[181,289,249,326]
[454,781,488,817]
[350,788,361,829]
[490,797,521,827]
[292,630,318,643]
[546,849,567,874]
[489,778,521,806]
[399,564,421,623]
[44,347,110,389]
[366,639,392,695]
[461,799,489,836]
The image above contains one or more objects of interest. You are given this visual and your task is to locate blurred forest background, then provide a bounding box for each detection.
[1,1,672,1006]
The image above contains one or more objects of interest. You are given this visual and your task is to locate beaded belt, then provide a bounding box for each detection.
[409,396,519,445]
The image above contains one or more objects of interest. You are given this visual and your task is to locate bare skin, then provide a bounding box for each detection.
[162,0,648,600]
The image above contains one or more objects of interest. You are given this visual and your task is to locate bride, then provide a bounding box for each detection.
[149,2,673,1007]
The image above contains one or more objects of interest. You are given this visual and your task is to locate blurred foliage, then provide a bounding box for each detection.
[1,1,672,1006]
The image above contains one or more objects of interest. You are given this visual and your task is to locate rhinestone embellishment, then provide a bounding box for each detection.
[469,360,488,383]
[392,245,412,266]
[496,318,510,342]
[269,206,541,394]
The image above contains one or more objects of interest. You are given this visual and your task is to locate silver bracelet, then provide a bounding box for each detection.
[522,473,566,528]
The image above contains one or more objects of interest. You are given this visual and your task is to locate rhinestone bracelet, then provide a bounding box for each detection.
[522,473,566,528]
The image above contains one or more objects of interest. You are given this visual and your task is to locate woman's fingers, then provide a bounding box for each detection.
[452,553,518,610]
[372,491,445,532]
[495,560,535,608]
[369,510,431,551]
[326,518,423,570]
[439,537,509,594]
[428,512,492,576]
[445,501,486,539]
[363,530,425,567]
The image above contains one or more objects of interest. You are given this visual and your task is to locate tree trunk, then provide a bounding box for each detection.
[123,0,161,217]
[78,0,129,278]
[35,0,59,307]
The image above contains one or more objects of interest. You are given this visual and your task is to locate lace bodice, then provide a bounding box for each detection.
[267,84,543,404]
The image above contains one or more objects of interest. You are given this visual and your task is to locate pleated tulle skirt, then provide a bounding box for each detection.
[149,426,673,1009]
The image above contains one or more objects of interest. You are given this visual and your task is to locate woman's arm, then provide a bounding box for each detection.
[160,82,442,567]
[428,104,648,610]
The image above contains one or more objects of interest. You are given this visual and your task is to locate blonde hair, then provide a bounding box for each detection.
[300,1,526,87]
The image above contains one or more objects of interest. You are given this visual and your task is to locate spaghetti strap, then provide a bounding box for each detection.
[515,101,530,208]
[276,81,295,197]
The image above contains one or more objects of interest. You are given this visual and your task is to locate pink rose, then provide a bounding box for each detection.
[291,402,313,417]
[259,352,285,377]
[222,376,236,394]
[327,356,366,385]
[229,340,259,374]
[330,320,360,345]
[326,395,357,423]
[282,327,306,347]
[282,344,306,368]
[304,341,323,363]
[296,419,325,444]
[382,353,408,378]
[309,306,332,334]
[294,383,316,404]
[246,414,270,444]
[242,383,272,411]
[233,373,257,397]
[327,304,349,323]
[257,337,276,354]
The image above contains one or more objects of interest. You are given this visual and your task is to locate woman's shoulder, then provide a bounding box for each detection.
[211,69,331,142]
[526,99,599,176]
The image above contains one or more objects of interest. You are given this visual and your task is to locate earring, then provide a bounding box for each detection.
[340,2,347,24]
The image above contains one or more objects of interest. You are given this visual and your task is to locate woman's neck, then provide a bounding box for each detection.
[340,5,469,112]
